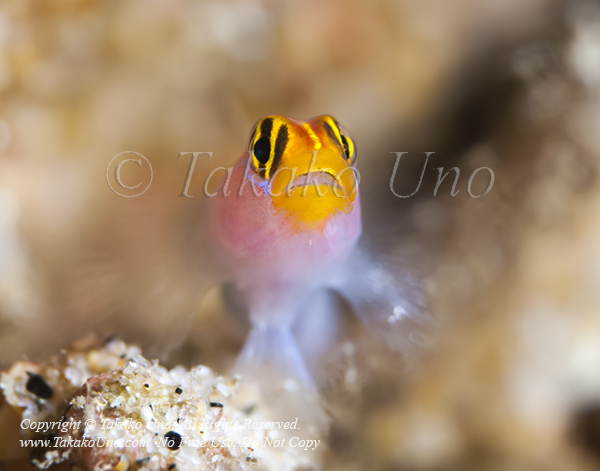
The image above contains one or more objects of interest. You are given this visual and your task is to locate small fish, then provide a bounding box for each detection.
[50,115,428,394]
[207,115,428,389]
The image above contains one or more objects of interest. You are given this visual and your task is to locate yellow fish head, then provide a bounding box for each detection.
[247,114,359,229]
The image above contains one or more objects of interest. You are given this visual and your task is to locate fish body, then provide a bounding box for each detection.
[208,115,360,385]
[209,116,360,324]
[207,115,426,389]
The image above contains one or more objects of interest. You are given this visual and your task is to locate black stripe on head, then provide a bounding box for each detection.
[270,124,289,177]
[322,120,342,149]
[260,117,273,139]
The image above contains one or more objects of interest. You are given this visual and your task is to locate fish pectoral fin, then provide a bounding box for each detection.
[335,247,434,357]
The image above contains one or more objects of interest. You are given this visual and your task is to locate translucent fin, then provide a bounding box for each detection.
[292,288,342,378]
[230,322,330,435]
[233,322,314,391]
[335,246,433,357]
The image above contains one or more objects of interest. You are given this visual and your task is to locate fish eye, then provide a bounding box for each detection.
[341,135,351,159]
[338,127,357,165]
[253,136,271,166]
[247,116,289,178]
[316,116,358,165]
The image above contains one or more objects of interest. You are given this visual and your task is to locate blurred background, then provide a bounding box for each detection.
[2,0,600,469]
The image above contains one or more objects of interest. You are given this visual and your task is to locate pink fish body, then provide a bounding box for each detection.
[209,157,361,323]
[206,115,426,390]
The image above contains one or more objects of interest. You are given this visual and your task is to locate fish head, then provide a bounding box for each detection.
[247,114,359,229]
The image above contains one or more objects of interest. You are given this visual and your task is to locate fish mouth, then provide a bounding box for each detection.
[269,153,358,204]
[284,171,345,195]
[270,169,355,227]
